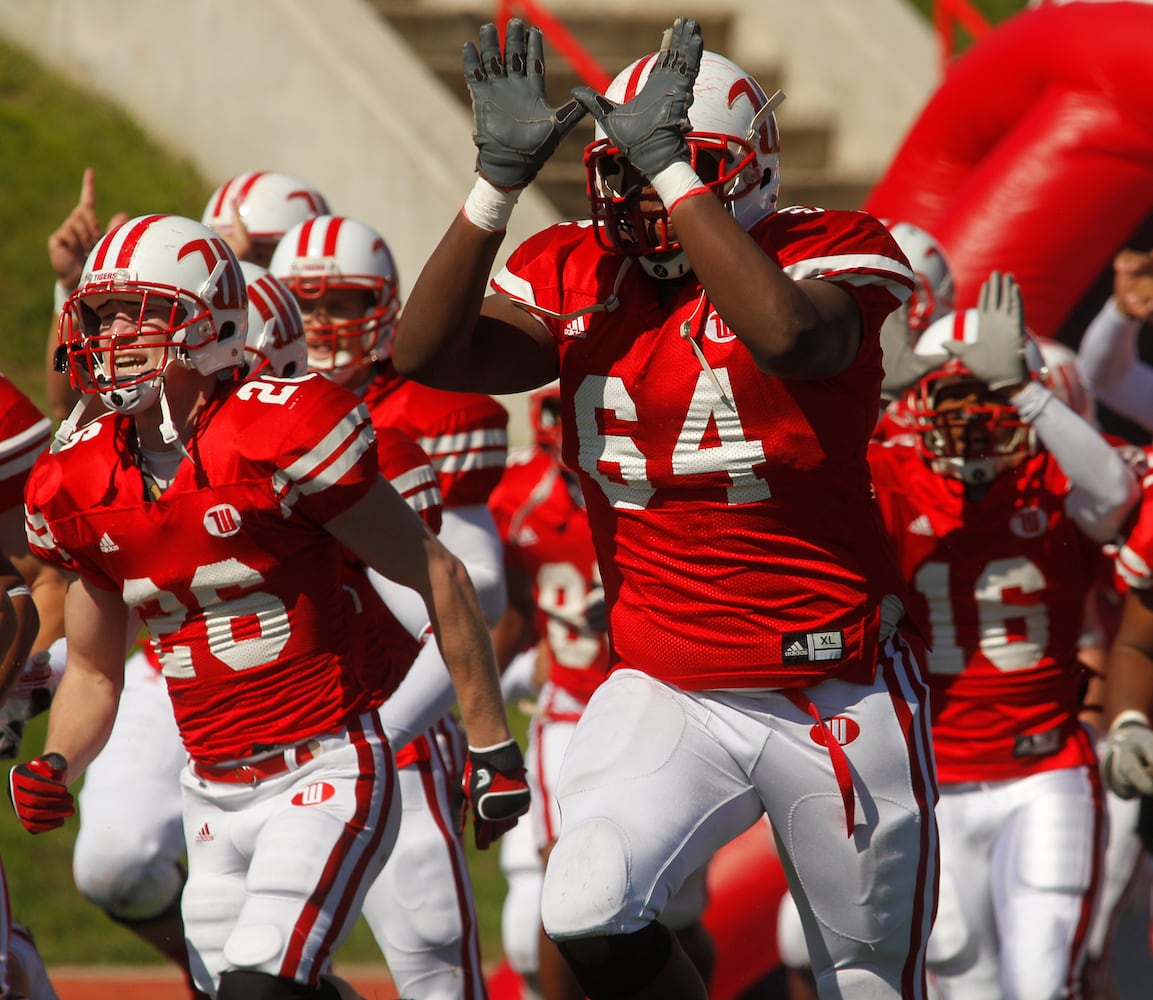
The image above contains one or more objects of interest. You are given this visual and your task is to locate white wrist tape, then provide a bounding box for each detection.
[53,280,72,314]
[462,176,521,233]
[650,161,708,213]
[1111,709,1152,732]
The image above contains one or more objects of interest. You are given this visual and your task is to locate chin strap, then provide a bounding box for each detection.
[51,397,90,453]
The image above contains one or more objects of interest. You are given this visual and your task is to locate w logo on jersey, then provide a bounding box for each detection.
[704,312,736,343]
[1010,505,1048,539]
[292,782,335,807]
[204,504,242,538]
[809,716,861,747]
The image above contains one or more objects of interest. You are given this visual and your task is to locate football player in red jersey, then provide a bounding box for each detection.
[869,273,1138,998]
[9,214,526,1000]
[391,16,939,999]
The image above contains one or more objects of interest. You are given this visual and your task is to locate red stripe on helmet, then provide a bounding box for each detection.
[622,54,657,101]
[295,216,319,255]
[94,214,166,270]
[322,217,343,256]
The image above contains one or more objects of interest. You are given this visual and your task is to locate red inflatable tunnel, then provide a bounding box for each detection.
[864,2,1153,340]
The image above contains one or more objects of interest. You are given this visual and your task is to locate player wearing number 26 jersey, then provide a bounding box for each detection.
[26,373,381,763]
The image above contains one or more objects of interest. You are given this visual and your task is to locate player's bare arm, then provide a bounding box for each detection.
[326,476,514,748]
[669,193,862,377]
[42,577,128,781]
[1106,587,1153,725]
[393,215,557,393]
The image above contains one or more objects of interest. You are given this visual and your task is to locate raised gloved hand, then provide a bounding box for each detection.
[1100,711,1153,799]
[8,753,74,833]
[879,302,946,402]
[943,271,1029,393]
[463,18,586,190]
[572,16,703,179]
[460,738,530,850]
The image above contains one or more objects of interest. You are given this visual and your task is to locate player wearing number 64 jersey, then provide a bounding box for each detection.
[393,16,939,997]
[868,289,1139,999]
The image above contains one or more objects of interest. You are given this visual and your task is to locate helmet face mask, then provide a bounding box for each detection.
[586,132,756,260]
[59,215,248,413]
[585,51,780,278]
[908,370,1031,484]
[269,216,399,383]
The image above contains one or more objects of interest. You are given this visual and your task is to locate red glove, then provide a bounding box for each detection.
[460,739,530,850]
[8,753,74,833]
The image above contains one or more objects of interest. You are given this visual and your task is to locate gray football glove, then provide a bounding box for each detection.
[943,270,1029,392]
[571,16,703,179]
[879,302,946,402]
[463,18,586,190]
[1100,714,1153,799]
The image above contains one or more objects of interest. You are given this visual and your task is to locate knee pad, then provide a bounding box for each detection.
[217,970,340,1000]
[98,863,186,925]
[556,923,672,999]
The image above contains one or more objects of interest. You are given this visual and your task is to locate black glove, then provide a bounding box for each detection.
[943,271,1029,393]
[460,738,530,850]
[9,752,74,833]
[463,18,586,189]
[572,16,703,179]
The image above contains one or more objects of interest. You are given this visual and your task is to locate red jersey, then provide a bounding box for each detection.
[362,362,508,508]
[869,441,1099,782]
[489,447,608,704]
[25,373,379,764]
[0,375,51,511]
[493,208,914,688]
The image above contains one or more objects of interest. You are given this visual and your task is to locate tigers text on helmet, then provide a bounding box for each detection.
[905,308,1043,485]
[880,220,955,337]
[201,171,330,243]
[584,51,782,279]
[269,215,400,384]
[238,262,307,379]
[57,214,248,415]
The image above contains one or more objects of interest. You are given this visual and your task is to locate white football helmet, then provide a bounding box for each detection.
[201,171,330,243]
[239,262,306,379]
[269,215,400,382]
[881,221,955,337]
[1035,336,1096,425]
[906,308,1043,484]
[58,214,247,414]
[585,50,781,279]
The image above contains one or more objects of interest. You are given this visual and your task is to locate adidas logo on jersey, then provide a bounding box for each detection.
[783,640,807,658]
[906,515,934,536]
[195,824,213,844]
[782,630,845,664]
[98,533,119,552]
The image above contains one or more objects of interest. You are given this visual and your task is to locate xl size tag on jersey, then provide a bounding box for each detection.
[1013,727,1061,758]
[782,630,844,663]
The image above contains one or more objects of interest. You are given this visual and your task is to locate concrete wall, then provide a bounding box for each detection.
[0,0,937,443]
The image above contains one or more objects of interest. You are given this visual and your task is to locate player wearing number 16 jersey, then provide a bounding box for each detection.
[393,17,940,998]
[868,297,1139,999]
